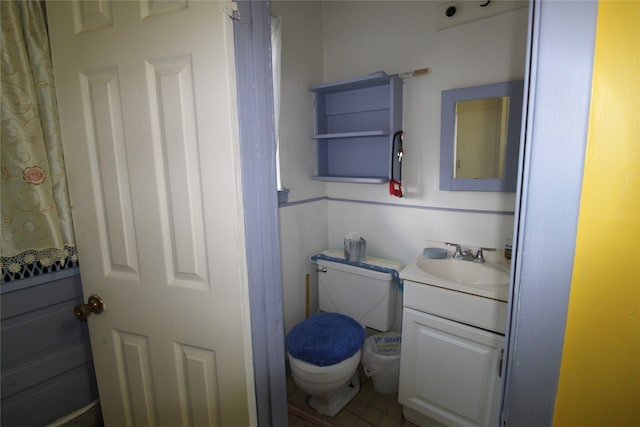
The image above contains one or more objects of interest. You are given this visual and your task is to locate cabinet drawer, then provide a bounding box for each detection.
[403,280,507,334]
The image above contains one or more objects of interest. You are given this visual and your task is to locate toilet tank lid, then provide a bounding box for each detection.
[310,250,404,290]
[286,312,365,366]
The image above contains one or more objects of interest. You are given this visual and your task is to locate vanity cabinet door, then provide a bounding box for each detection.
[399,308,504,427]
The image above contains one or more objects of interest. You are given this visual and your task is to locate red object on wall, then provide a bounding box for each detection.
[390,131,404,197]
[389,180,403,197]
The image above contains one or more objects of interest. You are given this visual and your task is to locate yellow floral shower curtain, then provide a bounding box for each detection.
[1,0,78,283]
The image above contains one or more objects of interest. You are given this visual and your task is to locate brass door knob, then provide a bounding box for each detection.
[74,295,104,321]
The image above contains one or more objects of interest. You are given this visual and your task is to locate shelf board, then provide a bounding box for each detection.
[310,71,391,94]
[312,175,389,183]
[312,130,387,139]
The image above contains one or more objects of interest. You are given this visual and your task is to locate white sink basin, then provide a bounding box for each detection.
[400,255,511,302]
[416,257,509,287]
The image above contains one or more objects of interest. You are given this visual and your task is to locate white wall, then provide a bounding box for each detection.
[271,1,327,334]
[275,1,529,334]
[278,202,328,334]
[322,1,528,263]
[273,1,325,203]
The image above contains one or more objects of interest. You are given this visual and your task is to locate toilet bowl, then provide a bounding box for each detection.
[286,251,401,417]
[288,350,362,416]
[286,312,364,417]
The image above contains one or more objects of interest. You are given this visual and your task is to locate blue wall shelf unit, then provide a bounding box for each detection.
[310,72,403,183]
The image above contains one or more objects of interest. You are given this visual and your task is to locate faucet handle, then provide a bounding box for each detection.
[475,247,496,263]
[445,242,463,258]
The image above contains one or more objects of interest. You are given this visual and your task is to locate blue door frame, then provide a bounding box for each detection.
[233,1,288,425]
[500,1,597,426]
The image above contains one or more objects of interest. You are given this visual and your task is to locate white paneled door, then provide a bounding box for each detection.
[46,1,255,426]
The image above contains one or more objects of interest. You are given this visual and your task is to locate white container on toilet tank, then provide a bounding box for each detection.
[316,251,402,331]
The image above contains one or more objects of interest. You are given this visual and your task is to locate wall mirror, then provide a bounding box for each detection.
[440,80,524,192]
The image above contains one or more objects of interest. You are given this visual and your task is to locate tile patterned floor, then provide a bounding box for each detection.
[287,367,420,427]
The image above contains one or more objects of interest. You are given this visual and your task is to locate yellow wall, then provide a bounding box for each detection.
[553,1,640,425]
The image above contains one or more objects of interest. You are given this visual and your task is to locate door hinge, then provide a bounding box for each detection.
[498,348,504,377]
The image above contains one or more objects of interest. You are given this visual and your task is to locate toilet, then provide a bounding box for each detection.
[286,251,400,417]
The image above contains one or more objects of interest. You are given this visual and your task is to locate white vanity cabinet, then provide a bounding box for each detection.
[399,280,507,427]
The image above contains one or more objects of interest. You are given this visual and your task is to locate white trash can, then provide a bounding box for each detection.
[361,332,402,394]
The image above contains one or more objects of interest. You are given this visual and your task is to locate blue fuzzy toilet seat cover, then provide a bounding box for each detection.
[286,312,365,367]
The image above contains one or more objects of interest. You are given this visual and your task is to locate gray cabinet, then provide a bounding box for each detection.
[310,72,403,183]
[1,275,99,426]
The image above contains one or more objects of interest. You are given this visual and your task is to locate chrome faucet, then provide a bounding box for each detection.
[473,247,496,263]
[445,242,464,259]
[445,242,495,263]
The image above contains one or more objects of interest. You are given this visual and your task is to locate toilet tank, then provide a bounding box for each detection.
[316,251,403,331]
